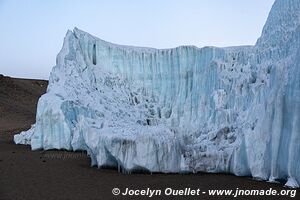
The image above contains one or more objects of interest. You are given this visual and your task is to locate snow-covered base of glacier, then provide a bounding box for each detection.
[14,0,300,188]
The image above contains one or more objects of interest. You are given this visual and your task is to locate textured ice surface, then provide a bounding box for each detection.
[14,0,300,187]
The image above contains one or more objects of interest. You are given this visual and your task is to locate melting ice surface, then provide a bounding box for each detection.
[14,0,300,188]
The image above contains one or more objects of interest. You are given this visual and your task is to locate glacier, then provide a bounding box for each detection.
[14,0,300,188]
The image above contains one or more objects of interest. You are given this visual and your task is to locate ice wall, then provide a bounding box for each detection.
[14,0,300,187]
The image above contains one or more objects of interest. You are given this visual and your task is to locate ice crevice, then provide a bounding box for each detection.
[14,0,300,188]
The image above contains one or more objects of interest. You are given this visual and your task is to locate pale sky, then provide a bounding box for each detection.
[0,0,275,79]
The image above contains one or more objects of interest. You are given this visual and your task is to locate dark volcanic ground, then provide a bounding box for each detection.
[0,75,299,200]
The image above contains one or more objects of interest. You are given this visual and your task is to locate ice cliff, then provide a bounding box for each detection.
[14,0,300,188]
